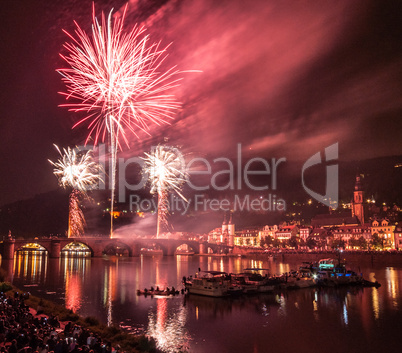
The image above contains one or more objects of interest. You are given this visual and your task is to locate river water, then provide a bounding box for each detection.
[1,252,402,353]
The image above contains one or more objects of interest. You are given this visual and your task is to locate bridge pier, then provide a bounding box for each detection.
[130,243,141,257]
[199,242,207,255]
[92,248,104,257]
[165,243,177,256]
[2,239,15,260]
[49,240,61,258]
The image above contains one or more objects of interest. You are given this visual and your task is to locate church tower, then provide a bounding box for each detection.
[352,175,365,225]
[222,213,228,234]
[228,212,235,246]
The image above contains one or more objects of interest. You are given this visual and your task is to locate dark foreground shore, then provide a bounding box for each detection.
[0,284,158,353]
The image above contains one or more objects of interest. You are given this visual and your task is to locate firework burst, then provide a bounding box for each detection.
[49,145,100,192]
[58,5,182,237]
[49,145,101,237]
[142,145,187,238]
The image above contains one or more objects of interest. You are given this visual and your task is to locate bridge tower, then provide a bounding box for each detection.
[2,236,15,260]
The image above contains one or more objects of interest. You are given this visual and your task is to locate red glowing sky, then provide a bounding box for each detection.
[0,0,401,205]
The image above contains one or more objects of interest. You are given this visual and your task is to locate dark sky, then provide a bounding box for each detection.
[0,0,402,206]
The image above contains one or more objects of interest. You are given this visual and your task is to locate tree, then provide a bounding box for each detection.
[261,235,273,248]
[348,237,359,249]
[272,238,282,248]
[358,236,368,250]
[299,238,306,249]
[331,239,346,250]
[371,233,383,250]
[289,235,299,249]
[306,237,317,249]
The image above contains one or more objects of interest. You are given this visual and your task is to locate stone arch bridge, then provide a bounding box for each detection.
[0,237,233,260]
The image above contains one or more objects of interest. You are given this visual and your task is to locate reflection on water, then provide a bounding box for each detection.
[147,298,190,353]
[2,253,402,353]
[385,267,399,309]
[13,251,48,284]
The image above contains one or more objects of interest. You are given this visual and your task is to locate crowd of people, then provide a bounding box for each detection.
[0,292,118,353]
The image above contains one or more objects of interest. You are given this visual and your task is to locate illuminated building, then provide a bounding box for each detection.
[234,228,259,247]
[371,219,395,249]
[207,213,235,246]
[394,226,402,250]
[331,225,372,249]
[275,225,299,241]
[258,225,279,241]
[299,227,311,241]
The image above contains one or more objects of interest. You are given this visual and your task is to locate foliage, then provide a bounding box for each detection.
[288,235,299,249]
[358,236,368,250]
[0,282,12,292]
[261,235,273,248]
[371,233,384,250]
[331,239,346,250]
[272,238,282,248]
[306,237,317,249]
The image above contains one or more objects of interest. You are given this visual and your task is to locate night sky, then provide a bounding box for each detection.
[1,0,402,206]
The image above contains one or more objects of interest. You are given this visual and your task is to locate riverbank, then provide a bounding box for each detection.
[246,251,402,266]
[2,283,159,353]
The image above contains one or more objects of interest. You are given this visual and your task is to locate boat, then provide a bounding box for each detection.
[183,271,230,297]
[293,276,316,288]
[362,279,381,288]
[137,287,180,296]
[227,284,244,296]
[140,248,163,256]
[318,258,336,270]
[175,250,195,255]
[314,258,363,286]
[232,268,276,293]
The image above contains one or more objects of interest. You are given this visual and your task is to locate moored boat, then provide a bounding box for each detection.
[137,287,180,296]
[313,258,363,286]
[183,271,230,297]
[231,268,276,293]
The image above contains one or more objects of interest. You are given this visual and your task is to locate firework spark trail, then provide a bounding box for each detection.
[142,145,187,238]
[58,5,183,237]
[49,145,101,237]
[68,190,86,237]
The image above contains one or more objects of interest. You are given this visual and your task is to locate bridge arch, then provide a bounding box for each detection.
[174,243,197,254]
[150,240,201,256]
[61,241,92,256]
[102,240,132,256]
[14,242,49,254]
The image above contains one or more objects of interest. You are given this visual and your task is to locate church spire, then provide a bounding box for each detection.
[352,175,365,224]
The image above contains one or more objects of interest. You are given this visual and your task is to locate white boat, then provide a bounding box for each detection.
[184,271,230,297]
[232,268,275,293]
